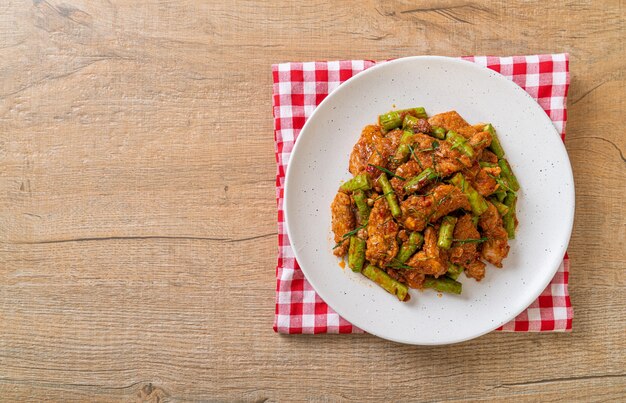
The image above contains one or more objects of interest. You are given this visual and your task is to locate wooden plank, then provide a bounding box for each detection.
[0,0,624,401]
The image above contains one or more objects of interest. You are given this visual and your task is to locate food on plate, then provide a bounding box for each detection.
[331,108,520,301]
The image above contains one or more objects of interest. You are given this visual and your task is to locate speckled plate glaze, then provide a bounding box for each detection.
[284,56,574,345]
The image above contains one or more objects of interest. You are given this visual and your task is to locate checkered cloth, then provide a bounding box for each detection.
[273,54,573,334]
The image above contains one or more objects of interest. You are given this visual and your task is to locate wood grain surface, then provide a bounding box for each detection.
[0,0,624,401]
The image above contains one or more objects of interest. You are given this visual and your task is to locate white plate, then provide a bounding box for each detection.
[284,56,574,345]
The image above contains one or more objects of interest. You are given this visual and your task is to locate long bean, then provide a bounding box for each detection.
[378,111,402,131]
[379,107,426,131]
[446,263,464,280]
[430,126,447,140]
[392,130,414,165]
[406,107,427,119]
[449,173,489,215]
[377,173,401,218]
[489,198,509,216]
[348,236,366,273]
[498,158,520,191]
[423,276,462,294]
[503,192,518,239]
[446,130,475,158]
[437,216,457,250]
[402,115,419,131]
[362,265,410,301]
[353,190,370,224]
[484,124,505,158]
[340,174,372,192]
[403,168,438,194]
[494,188,507,203]
[397,232,424,263]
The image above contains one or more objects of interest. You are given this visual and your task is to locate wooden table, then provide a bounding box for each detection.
[1,1,624,401]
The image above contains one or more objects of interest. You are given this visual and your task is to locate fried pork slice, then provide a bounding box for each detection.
[463,161,501,197]
[367,129,403,172]
[393,268,427,289]
[457,125,478,139]
[449,214,481,266]
[365,198,399,266]
[404,270,426,289]
[331,191,355,257]
[385,268,425,290]
[407,132,471,178]
[349,125,384,176]
[448,214,488,281]
[465,260,487,281]
[468,130,492,154]
[434,138,473,177]
[385,128,404,149]
[406,227,448,277]
[434,128,492,178]
[473,166,500,196]
[390,159,422,198]
[408,133,436,170]
[480,149,499,163]
[478,202,510,267]
[400,184,470,231]
[428,111,470,132]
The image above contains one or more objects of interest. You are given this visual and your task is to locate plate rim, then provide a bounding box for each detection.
[283,55,575,345]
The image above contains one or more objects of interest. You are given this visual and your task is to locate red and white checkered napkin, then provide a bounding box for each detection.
[273,54,573,334]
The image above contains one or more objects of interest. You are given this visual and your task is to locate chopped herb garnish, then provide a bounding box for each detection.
[373,191,395,202]
[452,237,489,244]
[488,173,517,194]
[368,164,406,181]
[407,144,424,170]
[386,259,415,270]
[473,139,488,148]
[332,224,367,249]
[341,225,366,239]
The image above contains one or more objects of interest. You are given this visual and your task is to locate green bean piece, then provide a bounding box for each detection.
[414,107,427,119]
[340,174,372,192]
[348,236,366,273]
[362,265,410,301]
[379,111,402,131]
[400,130,413,143]
[494,188,507,202]
[498,158,520,191]
[353,190,371,225]
[397,232,424,263]
[404,107,427,119]
[484,124,505,159]
[503,192,518,239]
[430,126,447,140]
[403,167,438,194]
[449,173,489,216]
[377,173,402,218]
[446,263,464,280]
[402,115,419,131]
[393,145,410,165]
[423,276,462,294]
[479,161,498,168]
[489,198,509,216]
[446,130,475,158]
[437,216,458,250]
[392,130,414,164]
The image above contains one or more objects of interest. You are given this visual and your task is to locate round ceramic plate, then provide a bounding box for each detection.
[284,56,574,345]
